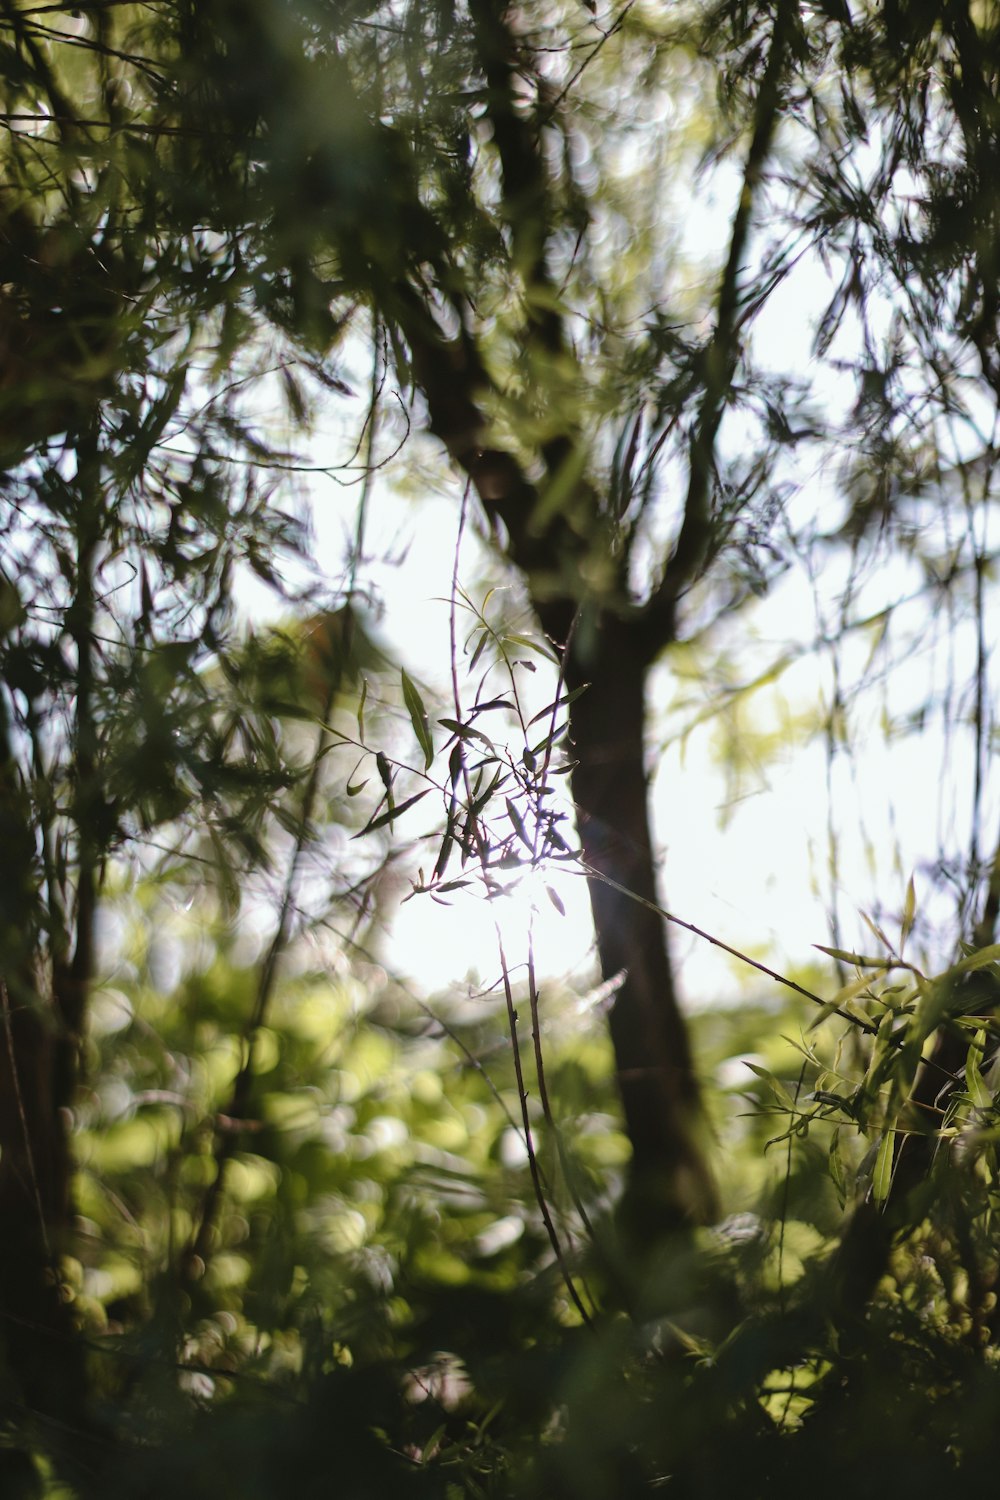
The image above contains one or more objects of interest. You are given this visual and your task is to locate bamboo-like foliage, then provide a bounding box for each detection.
[5,0,1000,1492]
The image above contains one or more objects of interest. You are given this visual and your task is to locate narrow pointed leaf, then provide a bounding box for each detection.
[468,630,489,671]
[966,1031,993,1110]
[526,684,589,728]
[353,788,430,837]
[438,717,494,751]
[872,1128,895,1204]
[743,1061,796,1111]
[952,943,1000,976]
[470,698,515,715]
[357,676,368,742]
[402,670,434,769]
[814,944,893,968]
[506,797,533,851]
[901,874,916,950]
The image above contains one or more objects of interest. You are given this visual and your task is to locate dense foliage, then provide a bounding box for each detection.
[3,0,1000,1494]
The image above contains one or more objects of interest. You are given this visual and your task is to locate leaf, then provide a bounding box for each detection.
[376,751,393,792]
[810,1090,858,1119]
[871,1128,895,1205]
[966,1031,993,1110]
[952,943,1000,976]
[402,670,434,769]
[448,741,464,788]
[357,676,368,742]
[861,910,892,951]
[433,832,454,883]
[806,972,876,1031]
[901,874,916,951]
[468,630,489,672]
[503,633,558,664]
[353,788,430,838]
[470,697,515,715]
[346,777,369,797]
[814,944,894,968]
[545,885,565,916]
[506,797,533,851]
[743,1061,796,1111]
[530,440,588,531]
[437,717,495,752]
[469,767,504,816]
[526,684,589,728]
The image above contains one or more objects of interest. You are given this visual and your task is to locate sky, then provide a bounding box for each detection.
[262,412,989,1018]
[230,61,997,1021]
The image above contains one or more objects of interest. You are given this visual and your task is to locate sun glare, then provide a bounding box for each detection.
[389,859,595,995]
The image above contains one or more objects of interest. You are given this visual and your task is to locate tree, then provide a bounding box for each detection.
[181,0,1000,1236]
[6,0,1000,1491]
[0,3,383,1472]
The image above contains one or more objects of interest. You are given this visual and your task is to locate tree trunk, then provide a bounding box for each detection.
[0,861,96,1481]
[0,983,94,1473]
[558,610,717,1230]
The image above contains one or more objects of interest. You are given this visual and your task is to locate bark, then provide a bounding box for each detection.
[0,465,104,1484]
[0,773,96,1481]
[0,980,94,1473]
[559,612,717,1228]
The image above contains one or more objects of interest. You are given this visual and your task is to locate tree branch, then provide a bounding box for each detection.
[646,0,797,638]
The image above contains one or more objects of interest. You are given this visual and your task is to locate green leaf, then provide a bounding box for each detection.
[814,944,894,968]
[966,1030,993,1111]
[743,1061,796,1111]
[872,1128,895,1205]
[530,440,588,532]
[503,633,558,664]
[402,670,434,769]
[806,972,877,1031]
[901,874,916,950]
[952,943,1000,976]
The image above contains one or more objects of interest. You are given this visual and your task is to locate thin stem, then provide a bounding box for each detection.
[184,654,350,1276]
[495,923,591,1326]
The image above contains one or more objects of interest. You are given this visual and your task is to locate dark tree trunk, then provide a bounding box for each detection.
[0,862,96,1481]
[554,609,717,1229]
[0,983,94,1468]
[0,487,103,1485]
[405,310,717,1229]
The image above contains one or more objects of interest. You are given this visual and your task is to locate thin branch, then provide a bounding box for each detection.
[646,0,797,636]
[183,632,353,1276]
